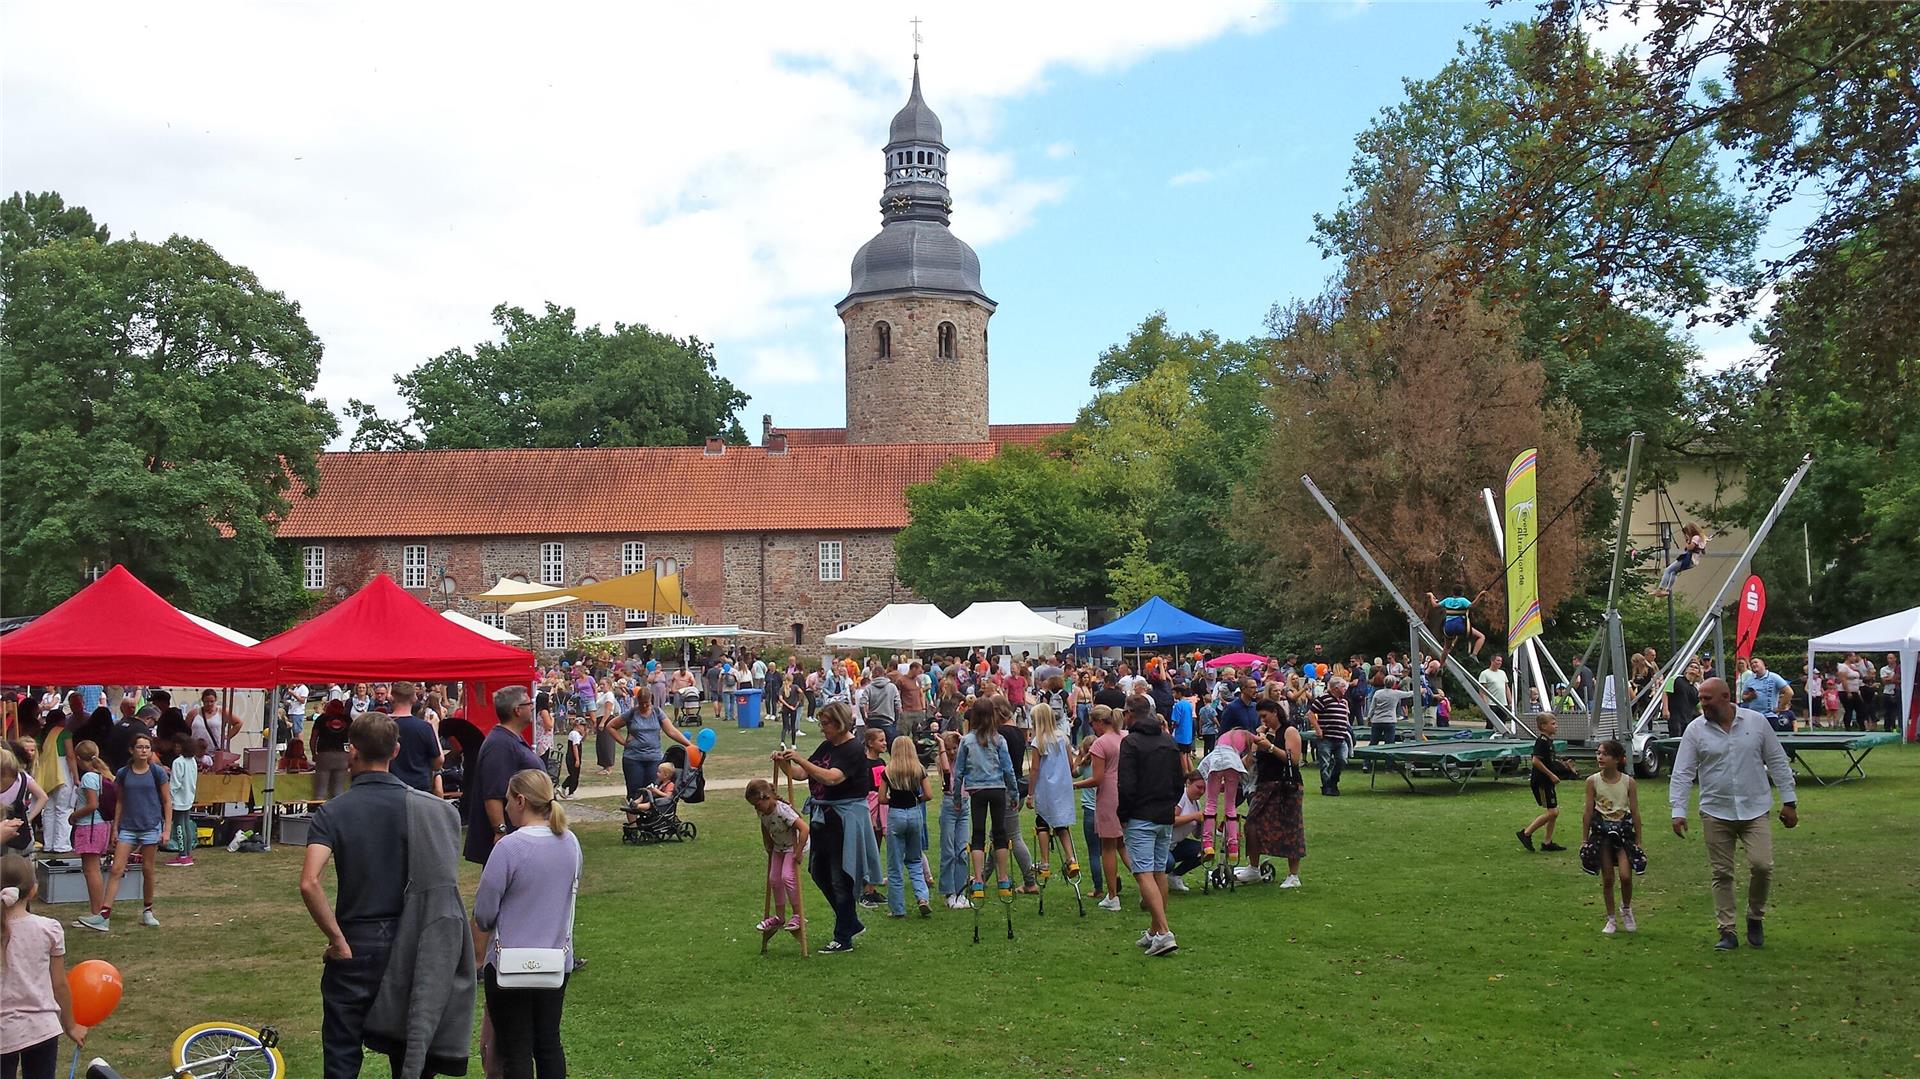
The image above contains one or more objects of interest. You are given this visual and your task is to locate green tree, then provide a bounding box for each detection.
[1065,314,1277,636]
[893,448,1127,612]
[365,302,749,449]
[1,203,337,633]
[1318,22,1761,469]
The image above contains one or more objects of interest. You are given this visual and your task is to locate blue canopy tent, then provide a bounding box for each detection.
[1076,596,1244,649]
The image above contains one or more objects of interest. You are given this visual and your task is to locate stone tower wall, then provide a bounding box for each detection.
[842,294,990,444]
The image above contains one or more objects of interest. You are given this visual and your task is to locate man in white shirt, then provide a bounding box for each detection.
[1476,654,1512,711]
[1670,677,1799,951]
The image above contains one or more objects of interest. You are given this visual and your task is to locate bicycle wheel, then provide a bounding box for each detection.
[172,1021,285,1079]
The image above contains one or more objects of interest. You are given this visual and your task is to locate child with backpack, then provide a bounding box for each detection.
[96,734,171,932]
[66,741,114,932]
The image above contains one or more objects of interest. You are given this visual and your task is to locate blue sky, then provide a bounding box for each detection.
[1,3,1774,441]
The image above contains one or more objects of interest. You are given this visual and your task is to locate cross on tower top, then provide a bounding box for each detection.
[910,16,922,62]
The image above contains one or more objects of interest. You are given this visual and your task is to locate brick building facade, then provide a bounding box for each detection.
[274,59,1066,659]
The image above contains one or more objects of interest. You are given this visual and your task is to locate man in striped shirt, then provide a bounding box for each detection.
[1309,677,1355,796]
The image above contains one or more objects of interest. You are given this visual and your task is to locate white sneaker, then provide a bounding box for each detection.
[1279,874,1301,889]
[1603,917,1618,935]
[1621,908,1637,933]
[1233,866,1261,883]
[1098,896,1122,912]
[1145,932,1179,957]
[1136,929,1154,949]
[140,909,160,927]
[1168,876,1190,893]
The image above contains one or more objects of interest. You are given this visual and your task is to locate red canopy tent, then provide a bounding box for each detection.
[256,573,535,733]
[0,565,279,687]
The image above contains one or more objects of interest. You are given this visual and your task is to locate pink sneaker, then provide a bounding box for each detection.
[756,916,781,933]
[784,915,803,933]
[165,856,194,867]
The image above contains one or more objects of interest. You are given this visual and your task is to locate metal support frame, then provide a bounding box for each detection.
[1585,434,1644,743]
[1632,454,1815,735]
[1301,475,1527,736]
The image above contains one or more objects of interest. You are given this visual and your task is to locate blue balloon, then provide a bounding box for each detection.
[696,727,717,754]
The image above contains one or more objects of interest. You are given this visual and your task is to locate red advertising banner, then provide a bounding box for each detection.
[1734,575,1767,660]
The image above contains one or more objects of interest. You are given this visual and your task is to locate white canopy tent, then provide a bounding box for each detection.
[824,604,956,650]
[915,601,1078,651]
[177,608,260,647]
[1808,606,1919,742]
[442,608,523,642]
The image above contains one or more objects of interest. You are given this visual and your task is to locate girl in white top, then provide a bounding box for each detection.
[1583,740,1643,936]
[1,852,87,1072]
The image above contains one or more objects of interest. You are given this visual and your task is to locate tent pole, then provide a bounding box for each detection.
[1408,617,1424,741]
[1301,475,1526,736]
[260,683,279,853]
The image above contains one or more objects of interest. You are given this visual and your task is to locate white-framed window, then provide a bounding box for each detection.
[626,609,651,626]
[540,542,565,585]
[402,544,428,588]
[543,611,568,650]
[818,540,843,582]
[480,613,506,632]
[836,620,858,633]
[302,546,326,590]
[667,613,692,626]
[583,610,610,636]
[621,541,646,576]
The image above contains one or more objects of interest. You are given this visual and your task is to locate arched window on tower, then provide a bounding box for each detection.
[875,321,892,359]
[938,321,957,360]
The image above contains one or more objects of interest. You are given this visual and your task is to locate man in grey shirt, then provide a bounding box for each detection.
[1362,675,1418,745]
[862,673,901,740]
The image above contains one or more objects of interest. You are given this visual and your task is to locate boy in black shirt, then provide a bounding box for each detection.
[1517,715,1572,852]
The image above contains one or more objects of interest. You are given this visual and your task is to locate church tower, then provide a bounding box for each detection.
[838,55,994,444]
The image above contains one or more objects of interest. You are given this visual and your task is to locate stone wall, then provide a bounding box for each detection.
[298,528,914,659]
[841,293,990,444]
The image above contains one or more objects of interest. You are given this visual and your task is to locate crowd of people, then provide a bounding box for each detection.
[0,625,1878,1076]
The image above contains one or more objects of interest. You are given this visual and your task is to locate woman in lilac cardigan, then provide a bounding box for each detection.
[472,769,582,1079]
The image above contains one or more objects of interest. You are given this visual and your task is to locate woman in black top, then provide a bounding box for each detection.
[882,735,933,917]
[772,702,871,953]
[1245,699,1306,886]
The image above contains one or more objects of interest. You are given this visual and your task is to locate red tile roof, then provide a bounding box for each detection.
[275,443,1002,538]
[772,423,1071,449]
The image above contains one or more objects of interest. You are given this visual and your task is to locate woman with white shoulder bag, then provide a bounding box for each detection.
[471,769,581,1079]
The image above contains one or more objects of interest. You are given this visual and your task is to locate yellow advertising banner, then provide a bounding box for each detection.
[1504,448,1542,649]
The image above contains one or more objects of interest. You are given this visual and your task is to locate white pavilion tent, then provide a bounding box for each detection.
[914,601,1078,651]
[442,608,523,642]
[824,604,956,650]
[1808,606,1920,742]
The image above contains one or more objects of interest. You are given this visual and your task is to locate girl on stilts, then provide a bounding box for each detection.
[951,698,1019,905]
[1026,703,1081,884]
[747,779,809,939]
[1581,740,1646,934]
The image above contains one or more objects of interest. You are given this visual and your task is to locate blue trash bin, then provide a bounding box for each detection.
[735,687,764,729]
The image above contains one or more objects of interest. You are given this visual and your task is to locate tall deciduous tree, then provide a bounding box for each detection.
[1,197,337,633]
[893,448,1127,612]
[1318,21,1760,470]
[355,302,749,449]
[1244,176,1597,640]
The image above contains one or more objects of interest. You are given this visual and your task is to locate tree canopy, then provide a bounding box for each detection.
[1,193,337,633]
[350,302,749,450]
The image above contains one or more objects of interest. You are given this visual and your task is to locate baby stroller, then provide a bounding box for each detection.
[675,685,704,727]
[621,786,696,844]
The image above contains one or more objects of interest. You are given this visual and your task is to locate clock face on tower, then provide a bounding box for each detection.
[889,195,912,213]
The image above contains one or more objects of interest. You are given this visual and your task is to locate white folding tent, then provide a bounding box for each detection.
[442,608,523,642]
[914,601,1078,651]
[1808,606,1920,742]
[177,608,260,646]
[824,603,956,650]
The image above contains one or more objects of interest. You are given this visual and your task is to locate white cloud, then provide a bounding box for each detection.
[745,345,829,386]
[1045,141,1076,160]
[1169,168,1216,187]
[0,2,1272,439]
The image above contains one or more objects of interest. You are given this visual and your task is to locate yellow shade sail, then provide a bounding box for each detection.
[469,569,696,619]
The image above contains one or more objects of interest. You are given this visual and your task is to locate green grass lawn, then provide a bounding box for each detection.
[50,743,1920,1078]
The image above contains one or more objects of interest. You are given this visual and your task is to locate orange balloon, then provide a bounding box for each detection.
[68,959,123,1026]
[686,746,704,768]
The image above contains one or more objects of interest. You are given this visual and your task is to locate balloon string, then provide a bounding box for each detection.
[70,1046,81,1079]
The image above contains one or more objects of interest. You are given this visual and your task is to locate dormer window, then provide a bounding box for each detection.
[875,321,892,359]
[938,321,957,360]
